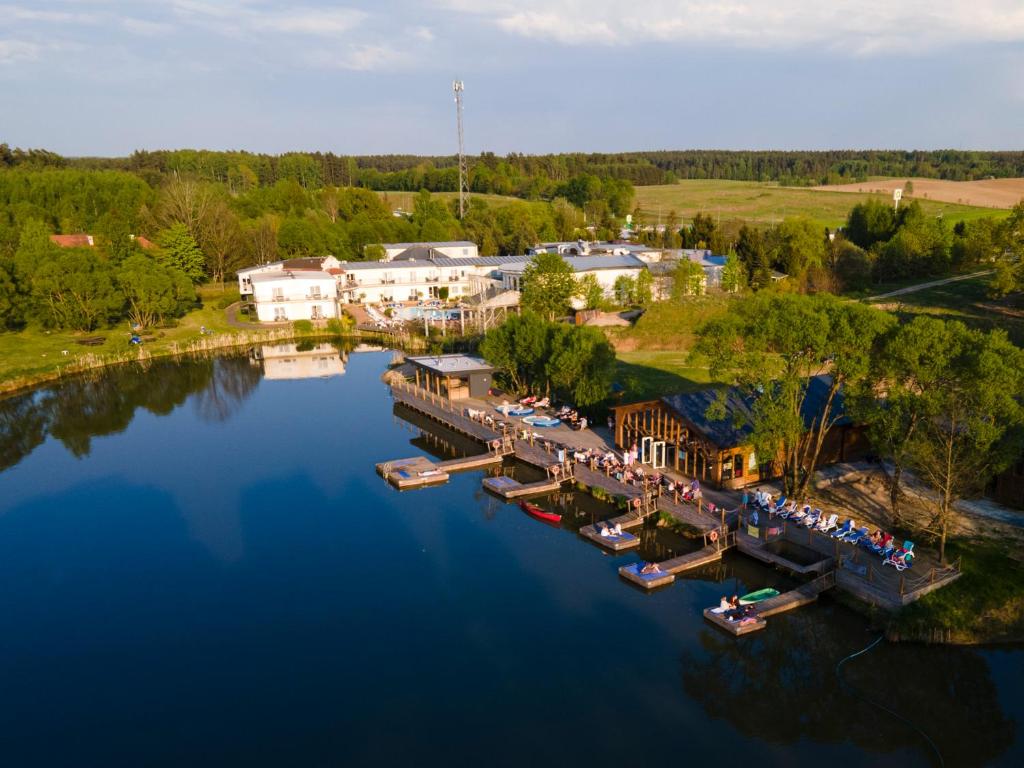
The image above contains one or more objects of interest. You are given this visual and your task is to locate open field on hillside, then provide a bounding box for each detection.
[633,180,1006,229]
[869,273,1024,346]
[816,177,1024,209]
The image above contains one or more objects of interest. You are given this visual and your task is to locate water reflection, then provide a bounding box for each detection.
[0,354,260,467]
[680,605,1015,767]
[251,342,348,381]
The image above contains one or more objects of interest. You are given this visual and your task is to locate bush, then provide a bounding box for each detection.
[293,319,313,334]
[326,318,342,334]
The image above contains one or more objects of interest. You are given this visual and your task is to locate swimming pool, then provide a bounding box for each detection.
[396,306,461,321]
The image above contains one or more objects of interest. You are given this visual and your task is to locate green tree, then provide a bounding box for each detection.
[0,260,18,328]
[769,217,826,278]
[117,254,195,328]
[720,252,745,293]
[613,274,636,306]
[479,311,551,395]
[545,324,616,406]
[846,199,896,250]
[32,250,122,331]
[694,292,893,498]
[578,273,605,310]
[635,268,654,306]
[905,322,1024,562]
[155,223,206,283]
[672,259,705,297]
[520,252,578,320]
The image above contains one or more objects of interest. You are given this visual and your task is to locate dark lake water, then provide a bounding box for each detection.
[0,345,1021,767]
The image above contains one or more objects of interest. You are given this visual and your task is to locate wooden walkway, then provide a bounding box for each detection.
[391,383,507,445]
[376,456,450,489]
[619,532,736,589]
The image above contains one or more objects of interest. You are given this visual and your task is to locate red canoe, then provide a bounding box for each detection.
[519,501,562,524]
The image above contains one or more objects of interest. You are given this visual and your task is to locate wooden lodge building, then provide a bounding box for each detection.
[611,375,869,489]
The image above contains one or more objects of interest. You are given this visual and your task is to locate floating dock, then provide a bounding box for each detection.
[619,535,733,589]
[376,457,450,489]
[702,608,767,635]
[481,475,564,499]
[579,511,645,551]
[702,572,836,636]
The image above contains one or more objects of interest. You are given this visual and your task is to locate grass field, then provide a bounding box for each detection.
[633,180,1007,229]
[816,177,1024,209]
[0,287,246,391]
[869,274,1024,346]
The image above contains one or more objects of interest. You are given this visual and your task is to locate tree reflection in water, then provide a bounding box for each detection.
[0,353,261,467]
[680,605,1014,767]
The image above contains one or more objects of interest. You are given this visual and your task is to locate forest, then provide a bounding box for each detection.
[5,143,1024,193]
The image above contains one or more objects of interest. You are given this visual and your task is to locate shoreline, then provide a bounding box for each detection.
[0,326,392,400]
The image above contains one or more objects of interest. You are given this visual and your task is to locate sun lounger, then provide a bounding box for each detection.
[830,520,855,538]
[844,527,870,545]
[622,563,664,581]
[789,505,811,523]
[800,509,821,528]
[815,513,839,533]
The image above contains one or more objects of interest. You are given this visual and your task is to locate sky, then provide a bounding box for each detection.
[1,0,1022,156]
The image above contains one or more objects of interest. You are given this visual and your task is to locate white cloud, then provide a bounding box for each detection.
[121,18,174,36]
[0,39,39,64]
[170,2,367,39]
[440,1,1024,53]
[0,4,99,24]
[305,43,408,72]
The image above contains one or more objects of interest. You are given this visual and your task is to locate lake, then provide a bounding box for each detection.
[0,345,1020,767]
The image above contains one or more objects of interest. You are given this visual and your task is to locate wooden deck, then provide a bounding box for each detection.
[703,608,767,636]
[736,529,834,575]
[391,383,507,445]
[703,572,836,636]
[481,475,564,499]
[579,510,645,551]
[376,456,450,489]
[619,533,735,589]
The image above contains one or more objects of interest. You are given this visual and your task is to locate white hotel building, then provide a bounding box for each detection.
[237,242,650,321]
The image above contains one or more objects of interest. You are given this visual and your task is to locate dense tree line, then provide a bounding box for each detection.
[9,144,1024,193]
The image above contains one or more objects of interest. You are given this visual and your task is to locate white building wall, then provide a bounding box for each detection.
[251,274,338,322]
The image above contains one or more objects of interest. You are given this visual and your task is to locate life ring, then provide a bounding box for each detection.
[491,440,500,450]
[551,465,561,475]
[633,498,642,509]
[709,530,719,542]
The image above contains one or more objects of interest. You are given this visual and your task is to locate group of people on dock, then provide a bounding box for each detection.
[712,595,760,625]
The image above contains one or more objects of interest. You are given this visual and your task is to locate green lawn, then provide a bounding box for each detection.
[615,350,716,402]
[0,287,252,392]
[869,274,1024,346]
[634,180,1007,229]
[376,191,524,212]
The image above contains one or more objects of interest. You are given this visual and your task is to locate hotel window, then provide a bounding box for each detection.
[309,286,321,299]
[274,307,287,321]
[734,454,744,478]
[272,287,284,301]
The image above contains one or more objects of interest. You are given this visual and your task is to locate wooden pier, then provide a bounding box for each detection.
[376,457,450,489]
[482,475,563,499]
[703,571,836,636]
[377,442,509,490]
[578,510,646,552]
[619,531,735,589]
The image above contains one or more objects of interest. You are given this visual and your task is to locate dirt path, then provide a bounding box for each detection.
[865,270,993,302]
